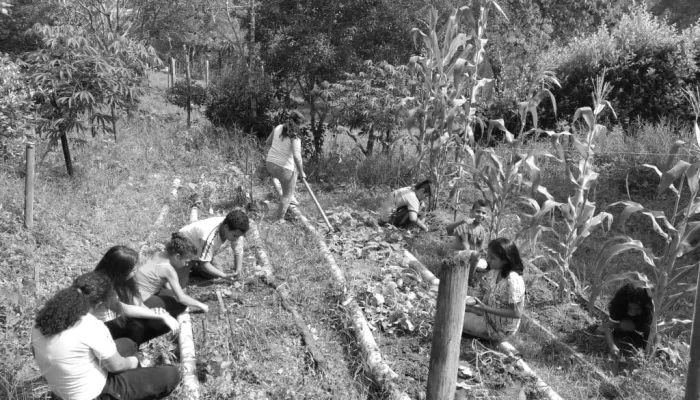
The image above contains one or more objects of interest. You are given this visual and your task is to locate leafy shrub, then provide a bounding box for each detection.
[0,54,35,162]
[205,63,276,139]
[544,6,699,126]
[166,80,208,110]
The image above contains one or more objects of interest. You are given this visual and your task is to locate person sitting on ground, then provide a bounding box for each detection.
[377,180,432,231]
[136,232,209,316]
[597,282,654,358]
[462,237,525,343]
[446,199,490,280]
[31,271,180,400]
[265,110,306,224]
[177,209,250,286]
[93,246,181,346]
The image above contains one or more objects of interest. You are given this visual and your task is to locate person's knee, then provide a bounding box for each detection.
[115,338,138,357]
[161,366,181,393]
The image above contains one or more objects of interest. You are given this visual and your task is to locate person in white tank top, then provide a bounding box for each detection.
[265,110,307,223]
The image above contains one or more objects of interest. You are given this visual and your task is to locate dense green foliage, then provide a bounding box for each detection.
[544,6,700,127]
[166,80,208,110]
[0,54,34,160]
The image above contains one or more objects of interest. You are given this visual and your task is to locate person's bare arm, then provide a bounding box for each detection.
[446,220,465,236]
[163,266,209,312]
[408,211,428,231]
[470,298,521,319]
[103,352,138,372]
[292,138,305,178]
[597,320,621,358]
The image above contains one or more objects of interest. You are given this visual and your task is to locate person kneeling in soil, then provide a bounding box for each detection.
[177,209,250,286]
[377,180,432,231]
[136,233,210,315]
[31,272,180,400]
[462,237,525,343]
[597,282,654,358]
[93,246,182,347]
[265,110,306,224]
[446,199,490,282]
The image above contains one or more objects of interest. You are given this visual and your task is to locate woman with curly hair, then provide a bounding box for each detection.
[462,237,526,343]
[31,272,180,400]
[93,246,180,345]
[265,110,307,224]
[597,282,655,358]
[135,232,209,315]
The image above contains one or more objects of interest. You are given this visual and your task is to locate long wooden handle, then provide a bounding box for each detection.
[302,178,334,231]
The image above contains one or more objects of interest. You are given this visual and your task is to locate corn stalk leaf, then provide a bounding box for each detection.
[659,160,691,195]
[488,0,509,22]
[687,162,700,197]
[677,221,700,258]
[609,200,674,238]
[667,263,699,290]
[664,140,686,172]
[660,284,697,315]
[594,238,656,280]
[573,107,594,129]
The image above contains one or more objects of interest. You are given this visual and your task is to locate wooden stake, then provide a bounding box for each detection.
[301,178,333,231]
[170,57,176,86]
[687,266,700,399]
[426,258,469,400]
[24,143,35,229]
[205,60,209,89]
[177,312,199,399]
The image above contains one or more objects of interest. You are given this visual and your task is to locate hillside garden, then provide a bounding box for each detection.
[2,1,700,399]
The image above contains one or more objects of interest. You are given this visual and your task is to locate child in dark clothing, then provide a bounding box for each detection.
[597,282,654,358]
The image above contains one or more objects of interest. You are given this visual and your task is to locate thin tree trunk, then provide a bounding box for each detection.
[111,105,117,143]
[366,125,376,156]
[59,131,73,176]
[686,270,700,399]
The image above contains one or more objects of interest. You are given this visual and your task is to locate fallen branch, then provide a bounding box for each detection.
[279,196,409,399]
[246,222,327,371]
[402,250,439,287]
[177,201,200,400]
[495,342,563,400]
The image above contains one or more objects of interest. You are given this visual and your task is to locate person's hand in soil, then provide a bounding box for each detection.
[609,344,621,359]
[162,314,180,336]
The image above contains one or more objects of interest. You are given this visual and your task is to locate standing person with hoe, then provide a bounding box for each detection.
[265,110,307,224]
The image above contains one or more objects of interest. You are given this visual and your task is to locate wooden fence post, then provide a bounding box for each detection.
[205,59,209,89]
[170,57,176,86]
[686,268,700,399]
[186,53,191,128]
[426,258,469,400]
[24,143,35,229]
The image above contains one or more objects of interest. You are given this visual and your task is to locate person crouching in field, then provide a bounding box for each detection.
[446,199,490,282]
[462,238,525,343]
[135,233,210,315]
[93,246,181,346]
[265,110,307,224]
[31,272,180,400]
[177,209,250,286]
[597,282,655,358]
[377,180,432,231]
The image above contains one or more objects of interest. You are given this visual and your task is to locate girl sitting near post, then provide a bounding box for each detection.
[31,271,180,400]
[135,232,209,316]
[462,237,526,343]
[93,246,181,346]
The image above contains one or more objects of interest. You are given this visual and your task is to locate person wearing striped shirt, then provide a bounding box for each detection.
[177,209,250,286]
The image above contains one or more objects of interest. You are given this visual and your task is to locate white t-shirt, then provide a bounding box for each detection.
[178,217,244,262]
[266,124,302,171]
[378,187,421,222]
[31,314,116,400]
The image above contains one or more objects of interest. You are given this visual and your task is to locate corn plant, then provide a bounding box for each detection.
[406,1,507,210]
[519,75,615,300]
[474,70,559,240]
[586,87,700,355]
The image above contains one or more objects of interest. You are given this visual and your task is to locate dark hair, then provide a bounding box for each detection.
[280,110,304,140]
[94,246,140,305]
[35,272,114,336]
[223,209,250,233]
[609,283,654,339]
[414,179,433,196]
[488,237,524,278]
[166,232,198,257]
[472,199,490,210]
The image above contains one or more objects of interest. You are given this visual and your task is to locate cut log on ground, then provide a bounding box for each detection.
[246,221,327,371]
[496,341,562,400]
[402,250,439,287]
[275,192,410,399]
[177,312,200,400]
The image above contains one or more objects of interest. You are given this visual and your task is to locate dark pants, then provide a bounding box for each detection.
[95,366,181,400]
[178,260,219,287]
[105,293,185,346]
